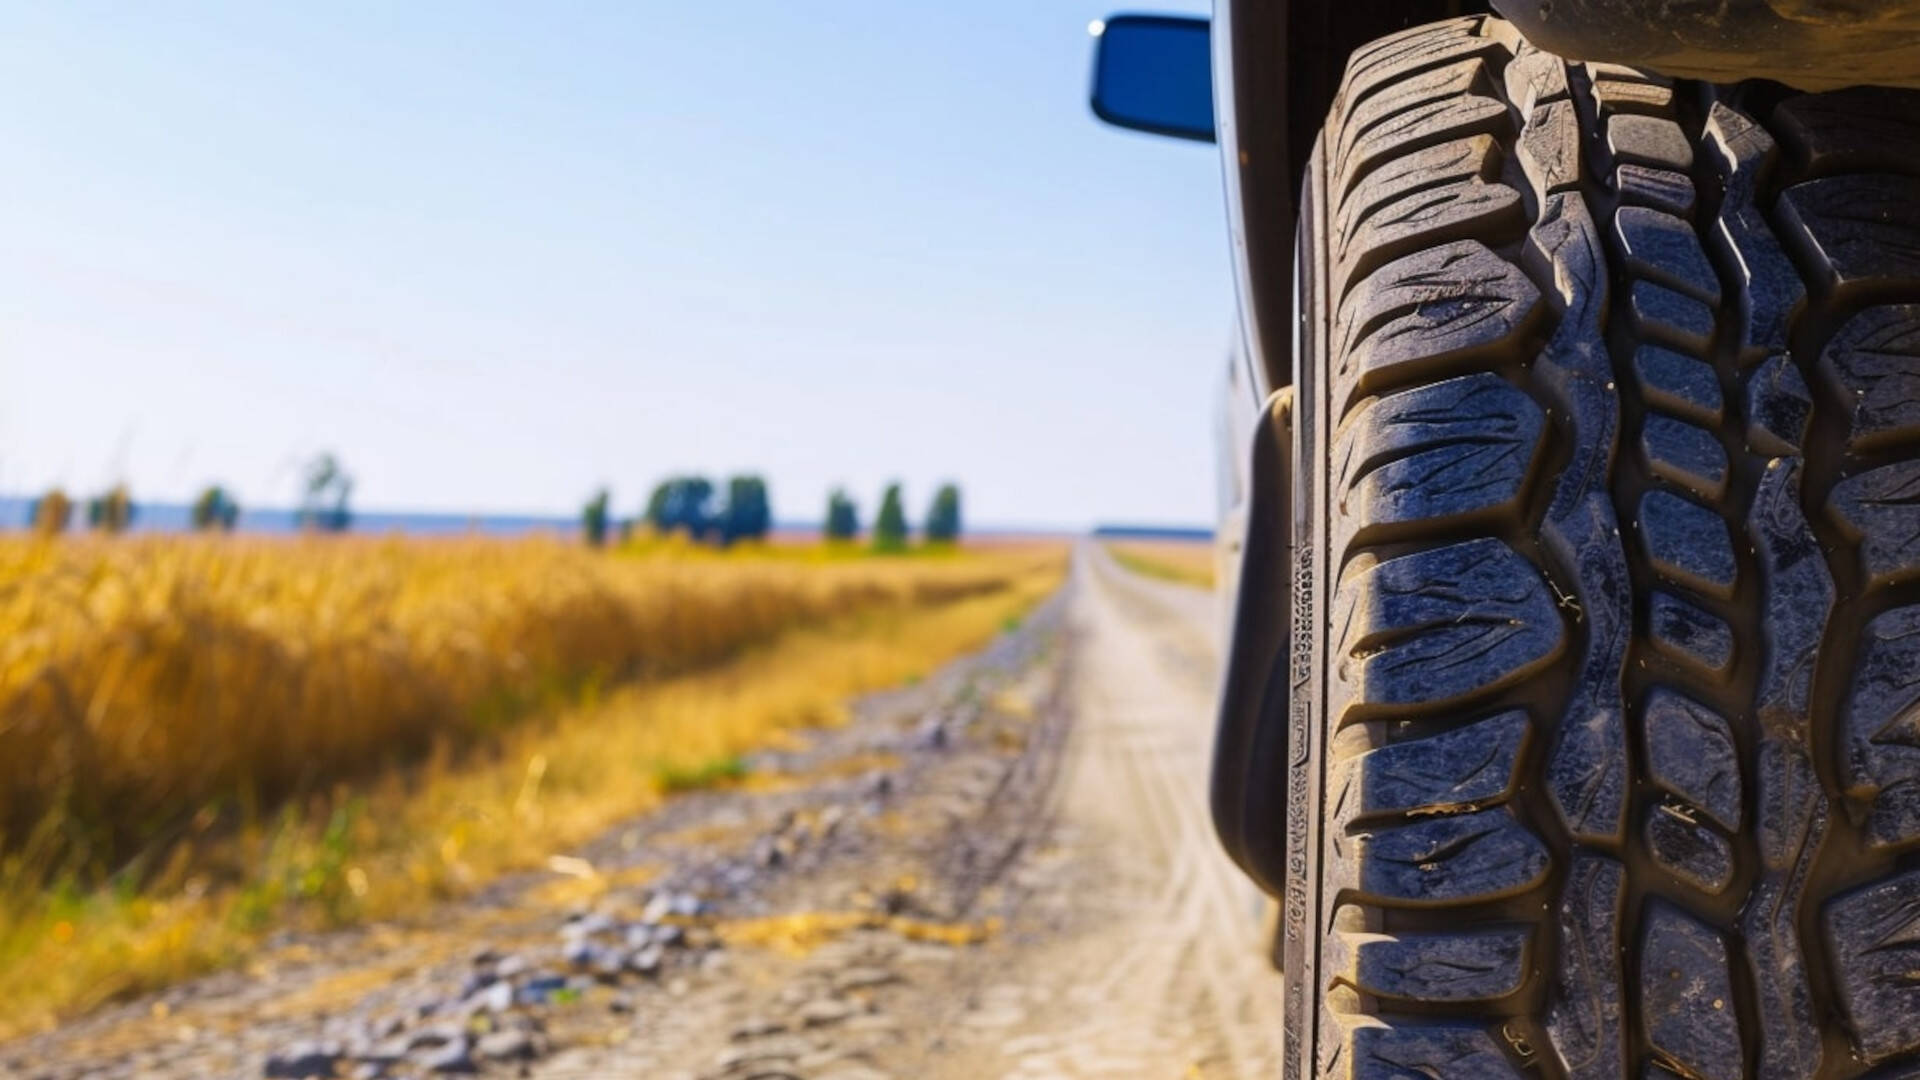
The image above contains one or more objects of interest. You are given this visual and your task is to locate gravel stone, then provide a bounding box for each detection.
[590,946,632,981]
[796,998,855,1028]
[263,1041,341,1078]
[631,945,665,976]
[517,974,568,1005]
[414,1036,476,1074]
[833,967,900,993]
[466,981,513,1015]
[640,893,674,923]
[476,1029,535,1061]
[731,1016,786,1040]
[562,939,595,969]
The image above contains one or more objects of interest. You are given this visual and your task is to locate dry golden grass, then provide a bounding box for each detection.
[0,533,1028,859]
[0,533,1063,1035]
[1105,540,1216,589]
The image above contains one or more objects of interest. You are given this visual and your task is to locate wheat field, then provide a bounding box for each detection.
[0,533,1064,1031]
[0,534,1040,862]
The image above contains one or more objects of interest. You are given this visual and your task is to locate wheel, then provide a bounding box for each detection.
[1280,15,1920,1078]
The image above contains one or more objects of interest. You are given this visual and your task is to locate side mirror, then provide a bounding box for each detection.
[1089,14,1214,143]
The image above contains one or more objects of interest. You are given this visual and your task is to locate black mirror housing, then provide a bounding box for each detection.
[1089,14,1214,143]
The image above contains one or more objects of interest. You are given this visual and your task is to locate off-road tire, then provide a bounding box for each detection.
[1284,15,1920,1079]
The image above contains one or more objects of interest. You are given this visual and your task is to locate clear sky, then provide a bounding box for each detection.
[0,0,1226,530]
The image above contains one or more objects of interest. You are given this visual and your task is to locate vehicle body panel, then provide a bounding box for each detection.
[1495,0,1920,90]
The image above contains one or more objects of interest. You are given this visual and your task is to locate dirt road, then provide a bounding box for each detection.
[979,545,1282,1079]
[6,543,1283,1080]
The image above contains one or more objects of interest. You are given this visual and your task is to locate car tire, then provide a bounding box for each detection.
[1280,14,1920,1078]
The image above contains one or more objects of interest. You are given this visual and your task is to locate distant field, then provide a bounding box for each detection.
[0,533,1065,1033]
[1105,539,1215,589]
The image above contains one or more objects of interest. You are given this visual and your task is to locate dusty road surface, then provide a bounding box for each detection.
[5,543,1283,1080]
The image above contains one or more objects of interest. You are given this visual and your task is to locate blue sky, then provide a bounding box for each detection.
[0,1,1225,530]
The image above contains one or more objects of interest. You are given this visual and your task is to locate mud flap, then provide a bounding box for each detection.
[1209,386,1294,900]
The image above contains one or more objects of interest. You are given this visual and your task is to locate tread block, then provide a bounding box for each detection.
[1606,114,1693,173]
[1335,58,1511,199]
[1744,452,1836,1073]
[1590,77,1673,116]
[1778,174,1920,299]
[1745,355,1814,456]
[1632,346,1723,426]
[1338,927,1532,1003]
[1643,687,1741,831]
[1827,461,1920,591]
[1839,605,1920,852]
[1350,809,1550,906]
[1628,280,1716,356]
[1647,590,1734,676]
[1615,164,1696,219]
[1582,61,1671,87]
[1541,490,1633,845]
[1774,87,1920,181]
[1526,189,1633,847]
[1331,538,1564,724]
[1333,709,1530,823]
[1337,19,1504,119]
[1502,43,1568,113]
[1752,459,1834,739]
[1545,854,1626,1078]
[1336,136,1501,257]
[1639,490,1737,600]
[1825,868,1920,1064]
[1613,207,1721,305]
[1645,808,1735,895]
[1639,903,1743,1080]
[1346,1022,1526,1079]
[1744,740,1830,1080]
[1333,240,1542,412]
[1641,415,1729,501]
[1333,373,1545,545]
[1516,100,1582,203]
[1523,192,1609,341]
[1337,178,1526,295]
[1821,304,1920,452]
[1703,103,1806,358]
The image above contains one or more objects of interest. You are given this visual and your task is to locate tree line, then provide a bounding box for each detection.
[28,482,243,536]
[583,477,962,550]
[24,452,351,537]
[21,454,966,550]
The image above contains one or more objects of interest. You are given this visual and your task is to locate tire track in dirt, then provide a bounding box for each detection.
[965,544,1283,1079]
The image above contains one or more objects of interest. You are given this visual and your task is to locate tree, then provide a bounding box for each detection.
[644,482,670,532]
[30,488,72,537]
[581,488,611,547]
[719,475,771,545]
[924,483,962,544]
[646,476,716,539]
[191,485,240,531]
[86,484,135,534]
[872,483,908,552]
[298,453,353,533]
[824,488,859,542]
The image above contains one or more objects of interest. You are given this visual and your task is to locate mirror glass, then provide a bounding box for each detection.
[1090,15,1214,142]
